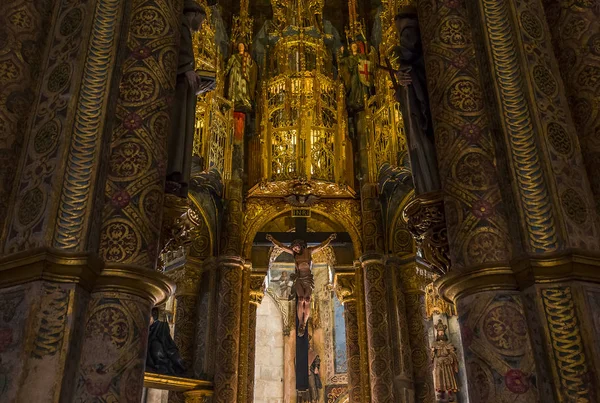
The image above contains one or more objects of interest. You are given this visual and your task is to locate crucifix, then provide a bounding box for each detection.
[254,215,350,398]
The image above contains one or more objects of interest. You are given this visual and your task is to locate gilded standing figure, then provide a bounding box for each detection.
[225,42,258,113]
[431,319,459,396]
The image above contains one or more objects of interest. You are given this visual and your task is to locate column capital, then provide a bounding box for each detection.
[334,268,357,304]
[159,195,193,271]
[249,271,266,306]
[0,248,174,305]
[394,257,437,293]
[403,192,450,275]
[166,260,203,296]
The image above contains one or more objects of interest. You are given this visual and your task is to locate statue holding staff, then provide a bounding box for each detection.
[388,7,441,194]
[166,0,216,198]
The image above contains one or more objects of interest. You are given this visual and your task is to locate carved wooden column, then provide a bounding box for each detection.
[385,256,416,403]
[398,258,435,403]
[236,263,251,403]
[361,254,395,403]
[169,258,203,375]
[334,267,362,403]
[192,258,218,379]
[213,256,244,402]
[360,182,393,402]
[214,174,245,402]
[356,261,371,403]
[536,0,600,392]
[247,271,266,403]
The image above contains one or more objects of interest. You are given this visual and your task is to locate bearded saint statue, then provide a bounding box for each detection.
[431,319,459,397]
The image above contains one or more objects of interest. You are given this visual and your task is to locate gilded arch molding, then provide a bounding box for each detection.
[188,195,215,260]
[243,198,363,258]
[389,190,415,256]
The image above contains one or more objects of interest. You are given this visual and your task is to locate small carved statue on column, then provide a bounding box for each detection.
[431,319,459,401]
[166,0,217,198]
[146,308,186,375]
[265,234,336,336]
[391,7,441,195]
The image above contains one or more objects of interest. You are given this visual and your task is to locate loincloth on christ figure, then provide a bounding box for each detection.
[294,270,315,295]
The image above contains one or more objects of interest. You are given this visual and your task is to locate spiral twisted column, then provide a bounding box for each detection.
[70,0,182,401]
[464,0,600,399]
[539,0,600,389]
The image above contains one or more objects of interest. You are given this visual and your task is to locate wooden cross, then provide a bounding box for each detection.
[253,216,351,246]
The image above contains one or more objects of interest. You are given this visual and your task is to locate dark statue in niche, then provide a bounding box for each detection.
[391,7,441,195]
[308,341,322,402]
[265,234,336,336]
[146,308,186,375]
[166,0,217,198]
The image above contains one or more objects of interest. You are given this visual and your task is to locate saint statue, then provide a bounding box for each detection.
[308,344,322,402]
[431,319,459,398]
[146,308,186,375]
[266,234,336,336]
[392,8,441,194]
[225,42,258,113]
[338,42,372,114]
[166,0,217,198]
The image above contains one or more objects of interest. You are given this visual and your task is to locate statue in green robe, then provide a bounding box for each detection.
[338,42,372,114]
[166,0,216,198]
[225,42,258,113]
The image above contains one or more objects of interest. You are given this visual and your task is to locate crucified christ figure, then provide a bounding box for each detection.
[266,233,337,337]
